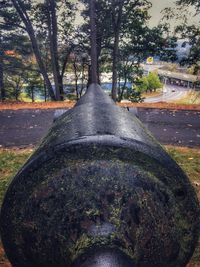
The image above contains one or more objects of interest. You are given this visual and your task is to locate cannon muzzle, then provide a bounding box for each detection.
[0,84,199,267]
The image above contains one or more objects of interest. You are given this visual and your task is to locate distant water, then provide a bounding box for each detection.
[33,82,132,100]
[64,82,132,93]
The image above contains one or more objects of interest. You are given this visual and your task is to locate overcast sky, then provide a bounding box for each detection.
[149,0,198,27]
[75,0,177,26]
[74,0,198,28]
[149,0,175,26]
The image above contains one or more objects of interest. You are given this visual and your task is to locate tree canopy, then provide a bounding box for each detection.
[0,0,175,102]
[176,0,200,13]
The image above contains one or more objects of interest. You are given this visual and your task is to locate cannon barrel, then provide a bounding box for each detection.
[0,84,199,267]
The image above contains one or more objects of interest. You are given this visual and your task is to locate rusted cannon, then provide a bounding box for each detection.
[0,84,199,267]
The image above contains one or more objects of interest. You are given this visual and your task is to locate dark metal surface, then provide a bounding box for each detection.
[0,84,199,267]
[72,248,135,267]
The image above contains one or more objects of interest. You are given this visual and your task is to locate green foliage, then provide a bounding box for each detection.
[33,0,76,68]
[133,72,163,94]
[116,23,167,101]
[159,36,178,62]
[80,0,164,96]
[175,24,200,66]
[187,63,200,75]
[125,23,171,62]
[117,71,162,103]
[163,0,200,67]
[128,90,145,103]
[117,56,143,101]
[135,76,149,92]
[176,0,200,13]
[4,74,24,100]
[0,0,77,101]
[24,71,44,102]
[126,76,147,103]
[147,72,163,91]
[0,0,185,102]
[0,1,32,100]
[124,71,162,103]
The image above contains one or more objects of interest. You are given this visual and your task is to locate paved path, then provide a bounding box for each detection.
[132,108,200,147]
[0,108,199,148]
[144,85,189,103]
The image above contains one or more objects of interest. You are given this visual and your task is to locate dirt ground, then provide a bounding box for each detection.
[0,100,200,111]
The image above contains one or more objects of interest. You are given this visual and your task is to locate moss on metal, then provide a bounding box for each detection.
[0,84,199,267]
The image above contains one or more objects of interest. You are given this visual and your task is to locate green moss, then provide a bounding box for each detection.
[0,146,199,265]
[86,209,100,217]
[109,207,121,228]
[71,234,112,261]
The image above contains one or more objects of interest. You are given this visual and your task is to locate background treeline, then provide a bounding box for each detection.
[0,0,199,102]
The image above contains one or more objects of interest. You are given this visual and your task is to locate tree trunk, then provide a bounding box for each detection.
[61,46,74,81]
[87,65,92,87]
[31,86,34,102]
[15,86,18,101]
[111,30,120,102]
[96,39,102,84]
[119,75,127,102]
[97,60,100,84]
[80,63,85,98]
[47,0,62,100]
[73,61,79,101]
[29,31,55,100]
[111,0,124,102]
[11,0,56,101]
[0,52,5,101]
[44,81,47,102]
[89,0,98,84]
[118,74,121,98]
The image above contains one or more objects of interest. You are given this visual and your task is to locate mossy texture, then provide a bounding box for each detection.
[0,84,199,267]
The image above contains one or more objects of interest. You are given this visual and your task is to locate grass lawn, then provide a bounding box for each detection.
[172,91,200,105]
[0,146,199,266]
[0,148,33,206]
[1,100,200,112]
[142,89,162,98]
[165,146,200,201]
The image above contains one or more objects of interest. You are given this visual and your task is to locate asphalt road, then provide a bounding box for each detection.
[144,84,189,103]
[0,108,199,148]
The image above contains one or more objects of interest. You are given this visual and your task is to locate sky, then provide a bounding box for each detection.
[149,0,198,27]
[74,0,198,28]
[149,0,175,26]
[36,0,198,28]
[75,0,178,27]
